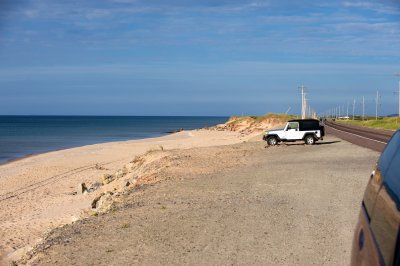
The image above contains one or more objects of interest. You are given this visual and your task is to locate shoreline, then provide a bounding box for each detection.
[0,115,229,168]
[0,153,37,167]
[0,128,251,264]
[0,130,178,167]
[0,133,170,167]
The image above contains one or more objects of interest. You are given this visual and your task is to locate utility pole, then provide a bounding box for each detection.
[305,97,312,118]
[304,96,308,118]
[299,85,306,119]
[362,96,365,121]
[375,91,380,120]
[396,73,400,117]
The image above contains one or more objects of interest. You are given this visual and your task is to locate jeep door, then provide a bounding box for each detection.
[284,122,303,140]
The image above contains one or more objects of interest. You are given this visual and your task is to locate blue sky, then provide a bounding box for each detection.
[0,0,399,116]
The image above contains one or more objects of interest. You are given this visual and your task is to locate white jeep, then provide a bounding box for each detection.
[263,119,324,146]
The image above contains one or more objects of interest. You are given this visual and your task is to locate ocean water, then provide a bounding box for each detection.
[0,116,228,164]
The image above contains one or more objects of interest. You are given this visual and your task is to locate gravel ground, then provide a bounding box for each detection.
[24,135,379,266]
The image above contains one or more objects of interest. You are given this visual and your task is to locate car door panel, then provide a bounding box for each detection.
[363,169,383,220]
[369,131,400,265]
[370,186,400,265]
[351,208,382,266]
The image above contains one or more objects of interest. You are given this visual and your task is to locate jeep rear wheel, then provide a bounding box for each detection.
[267,136,278,146]
[304,135,315,145]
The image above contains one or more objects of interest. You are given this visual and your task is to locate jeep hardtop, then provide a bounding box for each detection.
[263,119,324,145]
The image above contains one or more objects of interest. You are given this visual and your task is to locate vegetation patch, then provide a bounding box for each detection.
[337,117,400,131]
[211,113,300,135]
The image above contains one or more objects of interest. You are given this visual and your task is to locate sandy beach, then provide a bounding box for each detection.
[1,115,379,265]
[0,128,251,264]
[11,134,379,265]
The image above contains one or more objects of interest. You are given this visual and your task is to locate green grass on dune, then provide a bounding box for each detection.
[337,117,400,131]
[227,113,298,125]
[256,113,298,121]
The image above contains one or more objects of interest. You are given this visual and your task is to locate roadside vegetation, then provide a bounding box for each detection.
[335,116,400,131]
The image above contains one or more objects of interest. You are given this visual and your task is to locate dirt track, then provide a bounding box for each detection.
[24,135,379,266]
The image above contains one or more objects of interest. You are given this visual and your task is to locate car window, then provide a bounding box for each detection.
[379,131,400,177]
[382,134,400,210]
[288,122,298,130]
[299,120,318,130]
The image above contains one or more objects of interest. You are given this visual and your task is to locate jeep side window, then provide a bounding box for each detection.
[287,122,298,130]
[301,120,318,130]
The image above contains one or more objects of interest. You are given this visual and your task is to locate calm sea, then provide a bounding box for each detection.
[0,116,228,164]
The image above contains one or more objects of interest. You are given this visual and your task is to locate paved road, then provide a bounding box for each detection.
[325,121,393,152]
[25,136,379,266]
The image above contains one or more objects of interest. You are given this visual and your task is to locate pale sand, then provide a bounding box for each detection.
[0,129,249,263]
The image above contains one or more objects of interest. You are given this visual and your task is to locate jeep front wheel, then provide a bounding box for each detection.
[304,135,315,145]
[267,136,278,146]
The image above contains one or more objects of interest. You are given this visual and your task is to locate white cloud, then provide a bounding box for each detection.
[84,9,113,20]
[23,9,39,18]
[1,0,400,63]
[0,61,398,82]
[343,1,400,15]
[109,0,137,3]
